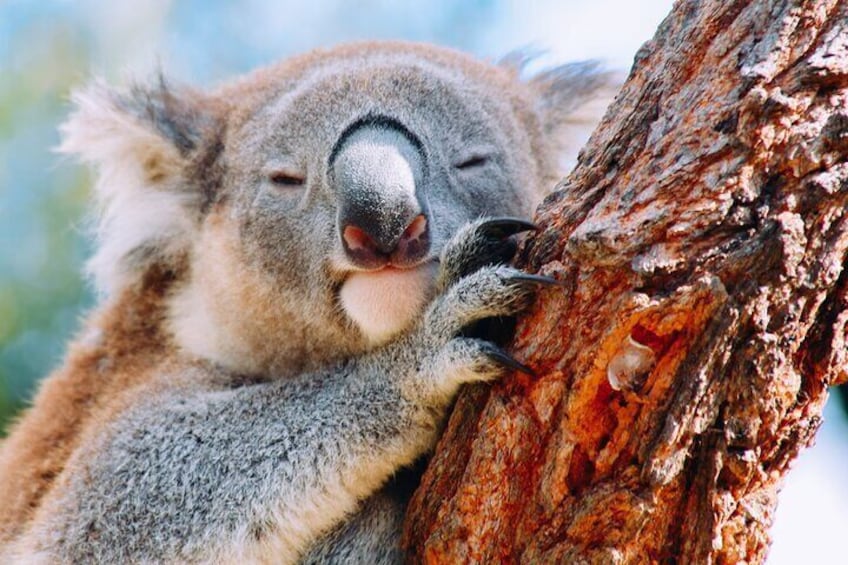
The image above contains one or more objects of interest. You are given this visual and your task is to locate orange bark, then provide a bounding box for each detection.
[404,1,848,562]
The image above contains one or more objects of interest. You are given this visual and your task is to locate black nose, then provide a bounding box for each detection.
[341,213,430,269]
[331,118,431,270]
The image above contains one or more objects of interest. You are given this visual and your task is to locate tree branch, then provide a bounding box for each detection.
[404,1,848,562]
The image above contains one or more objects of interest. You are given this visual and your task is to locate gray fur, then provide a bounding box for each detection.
[301,490,407,564]
[12,42,614,563]
[27,234,539,563]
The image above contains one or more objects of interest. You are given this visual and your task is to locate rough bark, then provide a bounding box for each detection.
[403,1,848,563]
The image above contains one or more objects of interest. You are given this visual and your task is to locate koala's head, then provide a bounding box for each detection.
[61,41,612,376]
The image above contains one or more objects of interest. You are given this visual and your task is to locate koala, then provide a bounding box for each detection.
[0,41,611,563]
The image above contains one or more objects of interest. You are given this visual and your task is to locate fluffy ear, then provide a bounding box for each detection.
[59,77,221,296]
[503,54,621,171]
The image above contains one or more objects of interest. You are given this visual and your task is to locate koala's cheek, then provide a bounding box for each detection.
[340,264,437,345]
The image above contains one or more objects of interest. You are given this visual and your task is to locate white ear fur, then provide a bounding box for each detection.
[58,81,204,296]
[549,79,621,172]
[503,54,622,173]
[531,62,622,172]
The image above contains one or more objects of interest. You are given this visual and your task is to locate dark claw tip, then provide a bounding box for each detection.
[480,217,539,238]
[481,342,536,377]
[508,273,564,287]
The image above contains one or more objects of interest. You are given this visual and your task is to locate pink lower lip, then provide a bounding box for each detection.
[365,258,436,273]
[380,264,408,272]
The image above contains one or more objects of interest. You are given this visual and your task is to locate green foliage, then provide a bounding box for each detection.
[0,12,94,435]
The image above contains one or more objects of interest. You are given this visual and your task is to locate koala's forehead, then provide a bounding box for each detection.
[225,54,520,157]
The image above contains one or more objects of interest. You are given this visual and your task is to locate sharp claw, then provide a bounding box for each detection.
[507,273,564,287]
[480,342,536,376]
[479,217,539,238]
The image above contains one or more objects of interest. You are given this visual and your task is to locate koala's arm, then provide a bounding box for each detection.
[15,220,546,565]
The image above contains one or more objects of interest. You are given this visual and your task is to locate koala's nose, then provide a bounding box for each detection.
[332,120,431,269]
[342,213,430,269]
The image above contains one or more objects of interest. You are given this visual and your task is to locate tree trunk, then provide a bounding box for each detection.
[403,1,848,562]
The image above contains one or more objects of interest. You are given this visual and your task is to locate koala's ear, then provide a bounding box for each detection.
[503,55,621,170]
[59,77,223,296]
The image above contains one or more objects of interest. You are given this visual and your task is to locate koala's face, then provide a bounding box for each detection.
[63,41,607,376]
[210,52,540,353]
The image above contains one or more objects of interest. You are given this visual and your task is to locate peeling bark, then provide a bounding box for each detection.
[403,1,848,563]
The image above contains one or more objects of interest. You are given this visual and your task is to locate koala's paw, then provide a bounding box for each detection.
[409,265,558,404]
[436,217,537,291]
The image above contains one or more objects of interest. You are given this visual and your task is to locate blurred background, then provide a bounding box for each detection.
[0,0,845,562]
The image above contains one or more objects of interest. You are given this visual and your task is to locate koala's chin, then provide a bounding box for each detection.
[340,262,438,345]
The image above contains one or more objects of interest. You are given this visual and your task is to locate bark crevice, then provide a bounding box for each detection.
[404,1,848,562]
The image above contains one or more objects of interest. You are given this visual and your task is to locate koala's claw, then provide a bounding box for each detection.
[410,266,546,401]
[476,217,538,238]
[438,216,537,289]
[425,265,540,343]
[478,341,535,376]
[505,273,563,287]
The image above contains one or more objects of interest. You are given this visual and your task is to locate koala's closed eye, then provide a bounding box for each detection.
[454,155,489,170]
[269,171,306,187]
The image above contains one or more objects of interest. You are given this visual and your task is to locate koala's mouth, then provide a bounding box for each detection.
[347,255,438,274]
[361,264,415,274]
